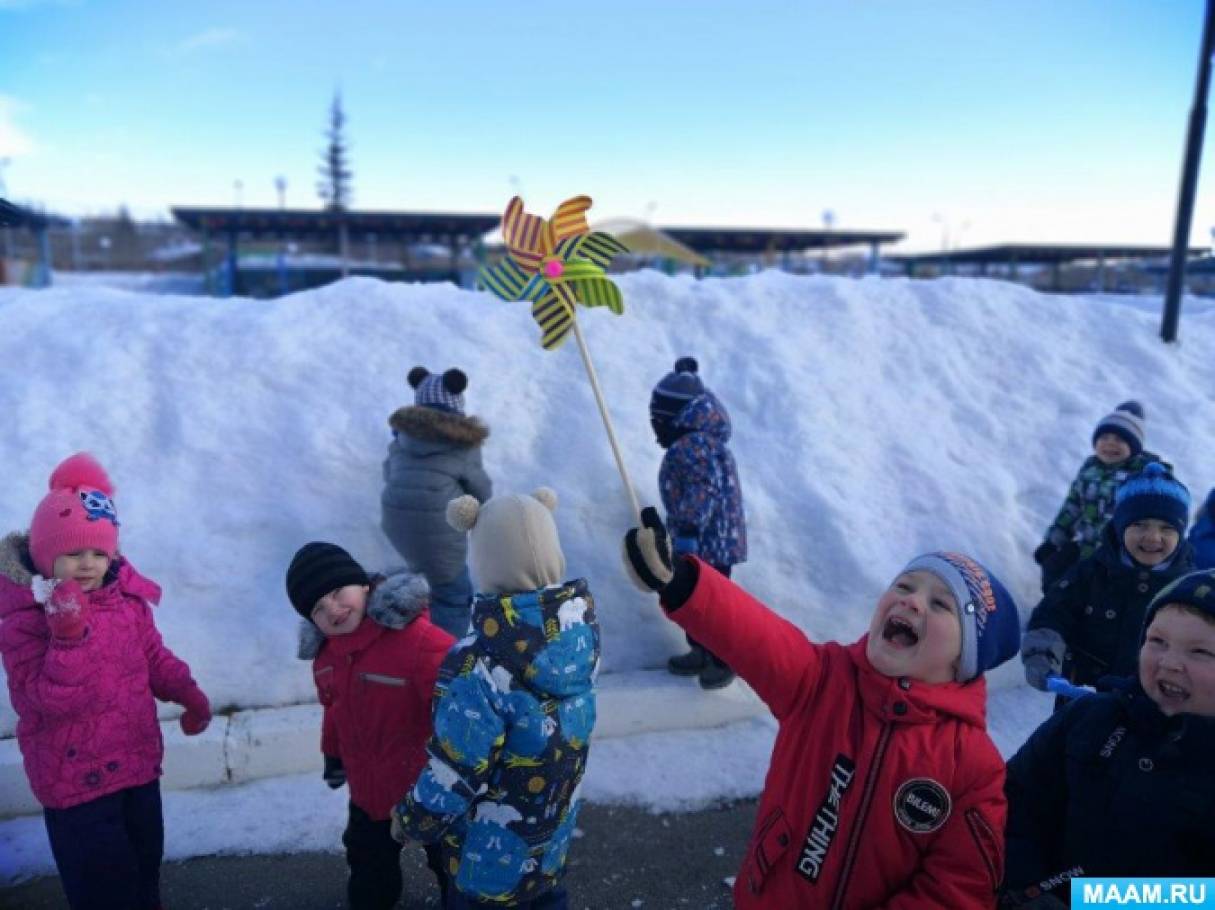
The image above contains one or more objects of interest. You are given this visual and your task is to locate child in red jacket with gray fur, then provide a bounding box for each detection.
[624,508,1022,908]
[287,542,454,910]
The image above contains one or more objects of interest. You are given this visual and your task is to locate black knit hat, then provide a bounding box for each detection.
[286,542,369,620]
[650,357,705,421]
[1092,400,1146,457]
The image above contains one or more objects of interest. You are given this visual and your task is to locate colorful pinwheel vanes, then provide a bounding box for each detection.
[478,195,629,350]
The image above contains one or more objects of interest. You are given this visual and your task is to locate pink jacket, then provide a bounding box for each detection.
[0,533,207,809]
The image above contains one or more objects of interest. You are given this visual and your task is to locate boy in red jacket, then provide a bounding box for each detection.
[287,542,455,910]
[624,508,1021,909]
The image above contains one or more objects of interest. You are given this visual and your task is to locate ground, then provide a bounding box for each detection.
[0,799,758,909]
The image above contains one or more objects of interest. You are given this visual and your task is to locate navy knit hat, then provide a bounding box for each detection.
[1141,568,1215,641]
[650,357,705,421]
[1092,400,1146,457]
[286,542,369,621]
[409,366,467,415]
[1112,462,1191,538]
[899,552,1022,683]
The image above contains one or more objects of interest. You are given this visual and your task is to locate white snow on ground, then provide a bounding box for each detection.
[0,271,1208,881]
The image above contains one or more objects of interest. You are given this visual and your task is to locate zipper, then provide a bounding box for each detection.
[829,722,893,910]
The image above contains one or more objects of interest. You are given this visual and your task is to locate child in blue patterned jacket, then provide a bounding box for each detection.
[393,488,598,910]
[650,357,747,689]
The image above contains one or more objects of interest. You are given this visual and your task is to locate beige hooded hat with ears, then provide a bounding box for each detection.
[447,488,565,595]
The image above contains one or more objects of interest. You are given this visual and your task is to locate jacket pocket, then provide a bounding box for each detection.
[313,665,335,705]
[360,672,407,688]
[741,806,793,897]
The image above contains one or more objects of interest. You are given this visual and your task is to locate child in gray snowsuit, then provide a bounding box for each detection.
[381,367,492,638]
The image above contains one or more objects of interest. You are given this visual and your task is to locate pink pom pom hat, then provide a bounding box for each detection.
[28,452,121,576]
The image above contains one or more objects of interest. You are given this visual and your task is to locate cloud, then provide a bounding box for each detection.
[0,95,36,158]
[177,27,247,53]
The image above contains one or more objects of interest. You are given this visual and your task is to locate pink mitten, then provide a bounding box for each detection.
[179,688,212,736]
[45,579,88,641]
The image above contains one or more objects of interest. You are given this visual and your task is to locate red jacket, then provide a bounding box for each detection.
[312,609,453,820]
[671,562,1006,909]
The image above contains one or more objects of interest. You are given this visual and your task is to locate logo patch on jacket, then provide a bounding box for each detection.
[796,755,856,883]
[893,778,951,834]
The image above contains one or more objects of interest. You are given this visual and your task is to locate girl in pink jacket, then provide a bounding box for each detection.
[0,453,211,910]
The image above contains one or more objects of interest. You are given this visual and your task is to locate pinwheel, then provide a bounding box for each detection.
[479,194,640,519]
[479,195,628,350]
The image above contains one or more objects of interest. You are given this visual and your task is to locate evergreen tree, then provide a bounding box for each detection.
[316,92,353,211]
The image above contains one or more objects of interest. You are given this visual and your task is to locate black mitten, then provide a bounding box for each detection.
[1032,541,1057,567]
[623,507,699,609]
[323,754,346,790]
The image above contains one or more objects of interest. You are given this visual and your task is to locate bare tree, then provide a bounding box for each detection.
[316,92,353,212]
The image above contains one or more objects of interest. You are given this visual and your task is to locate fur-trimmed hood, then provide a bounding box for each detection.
[388,405,488,448]
[297,569,431,659]
[0,531,37,588]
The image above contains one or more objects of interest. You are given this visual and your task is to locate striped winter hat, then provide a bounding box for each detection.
[899,552,1021,682]
[1092,400,1146,457]
[1113,462,1191,536]
[409,366,467,415]
[650,357,705,421]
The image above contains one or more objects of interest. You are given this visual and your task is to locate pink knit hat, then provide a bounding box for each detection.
[29,453,120,577]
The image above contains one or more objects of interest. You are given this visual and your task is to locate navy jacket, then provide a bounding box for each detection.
[1026,525,1194,686]
[1188,489,1215,570]
[1004,681,1215,887]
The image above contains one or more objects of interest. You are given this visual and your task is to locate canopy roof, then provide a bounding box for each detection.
[892,243,1208,266]
[171,207,500,242]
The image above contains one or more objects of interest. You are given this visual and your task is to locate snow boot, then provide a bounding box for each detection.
[667,644,708,676]
[698,659,736,690]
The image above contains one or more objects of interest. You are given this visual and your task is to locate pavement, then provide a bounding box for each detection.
[0,799,758,910]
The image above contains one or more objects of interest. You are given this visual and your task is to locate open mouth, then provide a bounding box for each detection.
[882,615,920,648]
[1156,679,1189,702]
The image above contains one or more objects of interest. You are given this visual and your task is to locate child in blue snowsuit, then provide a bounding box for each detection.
[1187,487,1215,569]
[1003,570,1215,901]
[393,488,598,910]
[649,357,746,690]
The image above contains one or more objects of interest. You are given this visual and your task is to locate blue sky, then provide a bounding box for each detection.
[0,0,1210,251]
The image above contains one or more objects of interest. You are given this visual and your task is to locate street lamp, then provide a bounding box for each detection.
[275,176,287,210]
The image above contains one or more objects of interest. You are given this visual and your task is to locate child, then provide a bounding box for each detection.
[1034,401,1165,591]
[381,366,493,639]
[394,488,599,910]
[286,541,455,910]
[1021,463,1193,695]
[623,508,1021,908]
[0,453,211,910]
[649,357,746,689]
[1003,569,1215,893]
[1187,486,1215,569]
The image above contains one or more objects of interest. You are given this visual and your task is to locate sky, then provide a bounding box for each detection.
[8,268,1214,878]
[0,0,1212,252]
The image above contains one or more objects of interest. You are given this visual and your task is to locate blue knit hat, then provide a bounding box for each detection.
[899,552,1022,683]
[409,366,467,415]
[1141,568,1215,641]
[1113,462,1191,537]
[650,357,705,421]
[1092,400,1146,457]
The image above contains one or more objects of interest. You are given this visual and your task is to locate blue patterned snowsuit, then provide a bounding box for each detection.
[395,580,599,905]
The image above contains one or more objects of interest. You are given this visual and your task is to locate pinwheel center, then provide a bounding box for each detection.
[543,259,565,279]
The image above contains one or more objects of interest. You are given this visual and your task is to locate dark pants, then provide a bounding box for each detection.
[445,885,568,910]
[687,564,732,669]
[43,779,163,910]
[344,802,446,910]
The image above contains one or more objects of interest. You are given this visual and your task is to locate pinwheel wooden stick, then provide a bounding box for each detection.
[479,194,640,519]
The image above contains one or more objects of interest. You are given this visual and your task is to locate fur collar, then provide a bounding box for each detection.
[388,405,489,447]
[297,569,431,659]
[0,532,37,586]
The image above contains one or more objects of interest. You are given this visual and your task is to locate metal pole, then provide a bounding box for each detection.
[1162,0,1214,342]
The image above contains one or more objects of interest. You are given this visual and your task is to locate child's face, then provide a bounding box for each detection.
[866,570,962,685]
[1122,519,1180,567]
[52,549,112,592]
[310,584,369,636]
[1139,606,1215,717]
[1093,432,1132,465]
